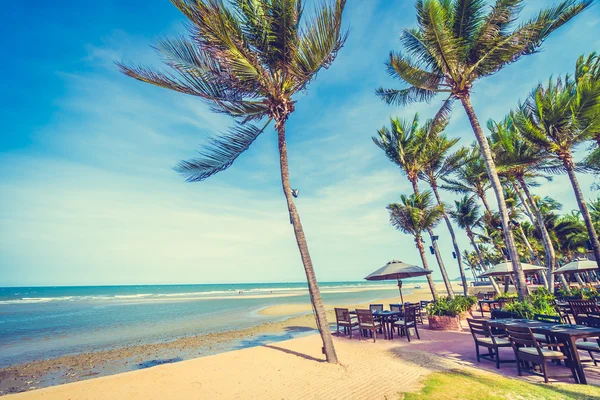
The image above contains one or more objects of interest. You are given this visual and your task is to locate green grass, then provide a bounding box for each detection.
[400,370,600,400]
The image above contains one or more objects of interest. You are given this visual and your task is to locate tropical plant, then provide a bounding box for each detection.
[388,191,444,300]
[419,124,470,295]
[514,71,600,270]
[374,115,455,298]
[427,295,476,317]
[503,300,536,319]
[376,0,593,299]
[117,0,347,363]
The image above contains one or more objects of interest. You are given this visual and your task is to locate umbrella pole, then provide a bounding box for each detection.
[504,276,510,293]
[397,278,404,312]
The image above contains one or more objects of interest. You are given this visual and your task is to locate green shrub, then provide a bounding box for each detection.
[427,296,476,317]
[529,287,558,316]
[495,292,518,300]
[583,287,599,300]
[504,301,536,319]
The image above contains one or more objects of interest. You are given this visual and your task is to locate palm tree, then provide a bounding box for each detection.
[419,127,470,295]
[388,191,443,301]
[450,195,500,293]
[118,0,347,363]
[376,0,592,299]
[374,115,455,298]
[514,73,600,271]
[441,147,492,215]
[487,117,561,289]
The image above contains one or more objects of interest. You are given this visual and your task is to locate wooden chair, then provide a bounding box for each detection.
[467,319,513,369]
[406,302,423,323]
[392,305,420,342]
[355,309,382,342]
[555,304,572,324]
[389,304,402,311]
[576,316,600,366]
[569,300,600,324]
[334,308,358,339]
[419,300,430,321]
[505,325,576,383]
[369,304,384,312]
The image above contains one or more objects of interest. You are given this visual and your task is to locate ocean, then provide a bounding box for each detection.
[0,281,410,368]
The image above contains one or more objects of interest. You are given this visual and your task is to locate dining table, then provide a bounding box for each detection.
[487,318,600,384]
[350,310,404,340]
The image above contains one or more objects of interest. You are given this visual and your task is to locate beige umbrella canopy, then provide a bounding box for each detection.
[552,260,598,275]
[365,260,432,306]
[479,262,546,278]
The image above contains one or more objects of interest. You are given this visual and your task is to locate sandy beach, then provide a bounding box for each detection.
[5,280,598,400]
[0,283,466,396]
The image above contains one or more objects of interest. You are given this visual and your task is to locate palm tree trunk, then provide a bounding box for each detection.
[460,95,528,300]
[411,180,454,298]
[478,191,492,215]
[517,177,559,292]
[416,237,439,301]
[517,225,537,264]
[431,182,468,295]
[512,182,535,224]
[563,155,600,270]
[467,229,500,294]
[277,123,337,364]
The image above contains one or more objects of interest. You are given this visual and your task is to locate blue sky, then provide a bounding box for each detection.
[1,1,600,286]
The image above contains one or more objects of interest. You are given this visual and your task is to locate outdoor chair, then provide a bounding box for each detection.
[334,308,358,339]
[485,291,496,300]
[555,304,572,324]
[568,300,600,324]
[389,304,402,312]
[369,304,384,312]
[576,316,600,366]
[392,305,420,342]
[419,300,430,321]
[406,302,423,324]
[467,318,513,369]
[505,325,576,383]
[491,310,516,319]
[355,309,382,343]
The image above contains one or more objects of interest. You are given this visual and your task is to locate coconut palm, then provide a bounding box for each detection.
[441,147,492,215]
[419,128,470,295]
[376,0,592,299]
[373,115,456,298]
[117,0,347,363]
[450,195,500,293]
[388,191,443,300]
[487,116,561,288]
[514,73,600,271]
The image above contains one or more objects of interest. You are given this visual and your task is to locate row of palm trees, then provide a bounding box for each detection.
[118,0,596,363]
[380,49,600,297]
[376,0,598,301]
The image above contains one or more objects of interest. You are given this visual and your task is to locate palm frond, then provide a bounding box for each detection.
[175,119,272,182]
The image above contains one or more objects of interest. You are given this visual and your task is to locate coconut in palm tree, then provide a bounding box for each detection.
[118,0,347,363]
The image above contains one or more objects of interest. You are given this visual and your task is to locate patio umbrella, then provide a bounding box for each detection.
[552,259,598,275]
[364,260,432,306]
[478,262,546,277]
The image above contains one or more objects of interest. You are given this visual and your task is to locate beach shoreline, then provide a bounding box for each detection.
[0,283,466,396]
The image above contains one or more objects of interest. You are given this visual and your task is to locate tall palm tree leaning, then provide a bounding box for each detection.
[388,192,442,301]
[376,0,592,299]
[487,117,559,289]
[450,195,501,294]
[117,0,347,364]
[514,72,600,270]
[374,115,455,298]
[419,126,470,295]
